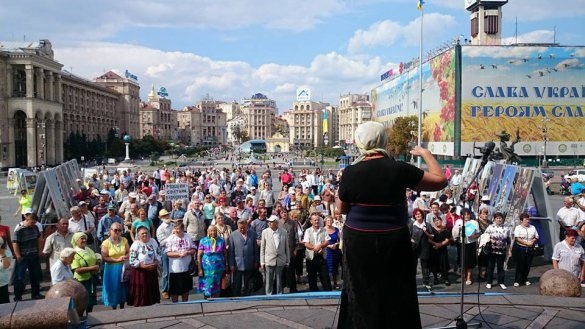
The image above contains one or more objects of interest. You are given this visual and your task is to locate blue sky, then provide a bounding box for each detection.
[1,0,584,113]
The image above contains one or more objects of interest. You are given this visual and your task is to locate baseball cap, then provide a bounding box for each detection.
[313,196,322,201]
[251,186,257,190]
[481,195,490,201]
[24,208,33,215]
[128,192,138,198]
[78,201,88,207]
[267,215,279,222]
[107,204,117,210]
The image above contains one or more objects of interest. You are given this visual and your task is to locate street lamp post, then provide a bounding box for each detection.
[541,117,549,167]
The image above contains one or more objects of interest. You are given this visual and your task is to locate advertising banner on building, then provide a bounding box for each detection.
[372,49,456,156]
[461,46,585,157]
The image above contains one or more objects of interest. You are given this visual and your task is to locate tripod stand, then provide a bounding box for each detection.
[435,155,492,329]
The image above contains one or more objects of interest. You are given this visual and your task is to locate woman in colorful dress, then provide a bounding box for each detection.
[325,215,342,289]
[71,232,99,314]
[128,226,161,306]
[166,222,196,303]
[197,225,227,299]
[100,222,129,309]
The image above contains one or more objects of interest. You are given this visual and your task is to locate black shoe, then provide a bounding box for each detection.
[445,281,451,286]
[32,294,45,300]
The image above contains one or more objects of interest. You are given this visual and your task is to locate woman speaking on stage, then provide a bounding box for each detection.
[336,121,447,328]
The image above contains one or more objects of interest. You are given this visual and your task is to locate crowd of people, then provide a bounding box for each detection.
[0,145,583,327]
[0,164,350,314]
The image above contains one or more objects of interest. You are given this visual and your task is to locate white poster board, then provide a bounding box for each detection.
[164,183,190,202]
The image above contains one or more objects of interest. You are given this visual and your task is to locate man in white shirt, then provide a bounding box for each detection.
[156,210,174,299]
[303,214,332,291]
[450,170,462,187]
[43,218,73,268]
[556,196,581,241]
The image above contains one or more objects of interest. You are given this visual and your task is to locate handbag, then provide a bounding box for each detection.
[530,243,544,256]
[188,256,197,276]
[120,261,132,282]
[221,271,231,290]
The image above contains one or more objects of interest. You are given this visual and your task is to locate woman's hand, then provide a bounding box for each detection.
[198,269,203,277]
[409,145,429,157]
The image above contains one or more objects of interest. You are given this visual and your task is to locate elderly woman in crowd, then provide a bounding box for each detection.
[71,232,100,313]
[410,208,432,289]
[170,200,186,222]
[130,208,155,243]
[50,247,76,285]
[213,213,232,246]
[203,194,217,228]
[484,212,510,290]
[101,222,129,309]
[512,212,539,286]
[197,225,227,299]
[453,208,481,285]
[552,229,585,282]
[324,215,342,290]
[336,121,447,328]
[166,222,196,303]
[128,226,161,307]
[429,216,451,286]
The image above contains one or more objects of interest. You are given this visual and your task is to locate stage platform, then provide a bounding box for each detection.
[86,291,585,328]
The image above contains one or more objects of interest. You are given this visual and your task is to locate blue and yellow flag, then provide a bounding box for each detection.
[323,111,328,134]
[417,0,425,10]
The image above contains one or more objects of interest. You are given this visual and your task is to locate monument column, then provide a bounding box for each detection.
[7,118,14,167]
[26,118,37,167]
[36,120,46,166]
[6,65,12,98]
[36,68,45,100]
[45,119,55,165]
[48,71,55,102]
[54,120,64,164]
[25,65,34,98]
[55,74,62,103]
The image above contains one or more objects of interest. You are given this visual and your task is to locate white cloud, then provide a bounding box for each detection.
[501,30,554,45]
[347,13,457,53]
[0,0,348,42]
[53,42,383,112]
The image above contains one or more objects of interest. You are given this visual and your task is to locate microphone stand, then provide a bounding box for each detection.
[435,155,489,329]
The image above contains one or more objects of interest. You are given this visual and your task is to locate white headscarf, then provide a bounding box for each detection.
[352,121,391,164]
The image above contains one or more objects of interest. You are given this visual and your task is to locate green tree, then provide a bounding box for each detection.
[387,116,418,159]
[231,124,249,144]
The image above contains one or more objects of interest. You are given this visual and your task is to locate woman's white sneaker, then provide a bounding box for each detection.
[513,282,520,287]
[486,284,492,289]
[499,284,507,290]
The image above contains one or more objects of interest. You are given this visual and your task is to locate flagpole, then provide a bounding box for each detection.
[417,4,423,168]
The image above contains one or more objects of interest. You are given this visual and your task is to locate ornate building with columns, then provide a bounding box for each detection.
[177,96,227,146]
[0,40,65,168]
[0,39,142,168]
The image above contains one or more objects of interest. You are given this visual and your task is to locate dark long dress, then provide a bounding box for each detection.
[429,227,451,280]
[337,156,424,329]
[326,227,342,276]
[128,266,160,306]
